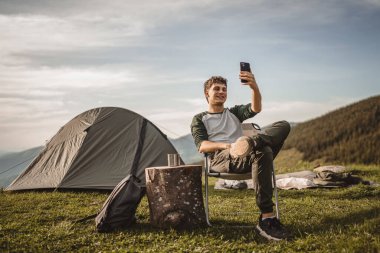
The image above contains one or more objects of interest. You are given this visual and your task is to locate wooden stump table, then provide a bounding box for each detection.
[145,165,206,229]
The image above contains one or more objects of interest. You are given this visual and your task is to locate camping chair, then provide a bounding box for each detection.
[203,153,280,227]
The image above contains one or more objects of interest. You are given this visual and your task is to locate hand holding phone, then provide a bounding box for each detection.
[240,62,251,83]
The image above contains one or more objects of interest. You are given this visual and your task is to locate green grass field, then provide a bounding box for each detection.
[1,163,379,252]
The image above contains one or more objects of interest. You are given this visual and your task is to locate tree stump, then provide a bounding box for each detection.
[145,165,206,229]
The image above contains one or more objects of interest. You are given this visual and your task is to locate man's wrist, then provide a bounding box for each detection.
[250,83,259,91]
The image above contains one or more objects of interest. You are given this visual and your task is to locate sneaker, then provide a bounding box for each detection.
[229,136,253,158]
[256,215,291,241]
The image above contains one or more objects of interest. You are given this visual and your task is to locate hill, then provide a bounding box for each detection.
[0,146,44,189]
[283,95,380,164]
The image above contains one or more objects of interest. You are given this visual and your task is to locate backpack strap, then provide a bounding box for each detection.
[76,213,97,223]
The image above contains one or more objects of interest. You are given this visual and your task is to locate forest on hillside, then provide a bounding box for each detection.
[283,95,380,164]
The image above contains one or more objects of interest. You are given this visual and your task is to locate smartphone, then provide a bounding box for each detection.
[240,62,251,83]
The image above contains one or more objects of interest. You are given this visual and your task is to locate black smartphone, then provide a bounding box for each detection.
[240,62,251,83]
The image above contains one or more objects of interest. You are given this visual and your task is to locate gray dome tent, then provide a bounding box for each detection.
[6,107,179,191]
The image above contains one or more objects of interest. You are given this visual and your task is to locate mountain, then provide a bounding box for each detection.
[283,95,380,164]
[0,151,8,156]
[0,146,44,189]
[169,134,203,165]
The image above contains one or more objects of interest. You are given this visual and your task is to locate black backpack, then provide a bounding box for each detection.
[95,175,146,232]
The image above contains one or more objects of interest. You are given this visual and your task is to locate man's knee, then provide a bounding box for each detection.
[277,120,291,135]
[270,120,290,140]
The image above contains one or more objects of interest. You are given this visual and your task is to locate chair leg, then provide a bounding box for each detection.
[204,156,212,226]
[272,165,280,220]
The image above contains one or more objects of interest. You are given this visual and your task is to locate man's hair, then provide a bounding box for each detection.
[203,76,227,102]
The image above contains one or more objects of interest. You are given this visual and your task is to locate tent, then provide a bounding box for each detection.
[6,107,180,191]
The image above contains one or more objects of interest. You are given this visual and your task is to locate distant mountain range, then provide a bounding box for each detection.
[169,134,203,164]
[0,146,43,189]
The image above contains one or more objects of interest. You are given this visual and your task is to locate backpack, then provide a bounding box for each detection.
[95,175,146,232]
[313,170,363,187]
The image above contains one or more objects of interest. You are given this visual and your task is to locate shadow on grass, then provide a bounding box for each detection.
[197,221,269,244]
[277,185,380,200]
[208,184,380,199]
[94,218,270,244]
[295,206,380,235]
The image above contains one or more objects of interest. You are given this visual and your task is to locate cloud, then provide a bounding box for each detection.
[0,65,136,90]
[181,98,206,107]
[0,14,145,51]
[354,0,380,8]
[144,109,197,138]
[0,116,66,150]
[0,90,65,100]
[0,96,70,150]
[0,1,351,55]
[1,0,377,68]
[0,0,379,151]
[0,97,67,123]
[0,64,138,142]
[0,1,224,56]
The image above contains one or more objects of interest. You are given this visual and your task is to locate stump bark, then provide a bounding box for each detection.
[145,165,206,229]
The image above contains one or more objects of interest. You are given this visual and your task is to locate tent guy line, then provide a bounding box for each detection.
[0,155,36,176]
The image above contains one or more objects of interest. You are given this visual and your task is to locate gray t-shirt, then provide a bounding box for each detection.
[191,104,257,150]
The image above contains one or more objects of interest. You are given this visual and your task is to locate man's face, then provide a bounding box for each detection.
[206,83,227,105]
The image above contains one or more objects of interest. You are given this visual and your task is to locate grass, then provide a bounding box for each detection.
[1,163,379,252]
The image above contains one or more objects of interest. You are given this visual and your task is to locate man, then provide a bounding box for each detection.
[190,70,291,241]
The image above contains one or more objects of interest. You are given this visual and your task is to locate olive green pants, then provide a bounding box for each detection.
[210,120,291,214]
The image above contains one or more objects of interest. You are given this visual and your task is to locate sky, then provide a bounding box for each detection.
[0,0,379,152]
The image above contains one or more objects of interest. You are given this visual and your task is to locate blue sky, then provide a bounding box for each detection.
[0,0,379,151]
